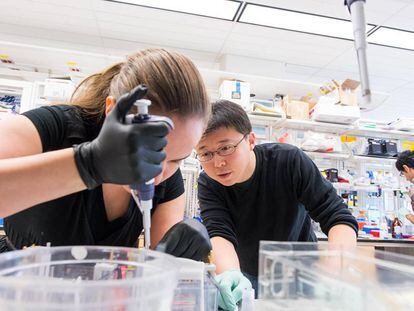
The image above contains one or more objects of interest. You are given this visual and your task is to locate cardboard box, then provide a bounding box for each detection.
[334,79,360,106]
[219,80,251,111]
[282,97,310,120]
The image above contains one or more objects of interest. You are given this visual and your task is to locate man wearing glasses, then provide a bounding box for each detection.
[395,151,414,225]
[196,100,358,311]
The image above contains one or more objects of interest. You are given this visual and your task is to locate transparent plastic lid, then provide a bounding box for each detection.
[0,245,178,310]
[258,242,414,310]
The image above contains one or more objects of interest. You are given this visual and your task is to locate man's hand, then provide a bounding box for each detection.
[215,270,252,311]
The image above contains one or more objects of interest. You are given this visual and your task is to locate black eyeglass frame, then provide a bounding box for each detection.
[196,134,248,162]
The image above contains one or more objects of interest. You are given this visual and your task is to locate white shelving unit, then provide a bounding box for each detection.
[347,127,414,140]
[305,151,350,160]
[304,152,399,163]
[248,114,414,141]
[332,183,402,193]
[351,155,397,164]
[248,112,414,239]
[0,78,34,114]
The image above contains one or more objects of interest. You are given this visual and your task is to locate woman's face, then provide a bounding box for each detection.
[153,115,204,185]
[106,97,205,189]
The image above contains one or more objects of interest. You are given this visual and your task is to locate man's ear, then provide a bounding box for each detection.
[105,96,116,116]
[248,132,256,150]
[403,164,410,173]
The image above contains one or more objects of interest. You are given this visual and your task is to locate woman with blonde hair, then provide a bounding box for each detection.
[0,48,210,251]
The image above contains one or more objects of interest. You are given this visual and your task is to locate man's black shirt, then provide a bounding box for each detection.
[198,143,358,277]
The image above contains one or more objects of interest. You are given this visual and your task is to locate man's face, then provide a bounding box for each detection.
[196,127,255,186]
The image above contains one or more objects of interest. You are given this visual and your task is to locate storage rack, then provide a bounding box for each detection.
[249,114,414,240]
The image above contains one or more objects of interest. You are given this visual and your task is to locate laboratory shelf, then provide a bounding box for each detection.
[305,151,350,160]
[248,114,414,140]
[332,183,402,193]
[347,126,414,140]
[351,154,397,163]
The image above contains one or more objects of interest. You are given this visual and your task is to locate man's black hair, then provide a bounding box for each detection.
[396,150,414,171]
[203,100,252,137]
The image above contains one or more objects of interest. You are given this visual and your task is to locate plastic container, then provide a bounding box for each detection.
[258,242,414,310]
[0,246,178,310]
[172,258,218,311]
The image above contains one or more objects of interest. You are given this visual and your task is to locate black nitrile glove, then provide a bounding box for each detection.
[73,85,170,189]
[156,219,212,262]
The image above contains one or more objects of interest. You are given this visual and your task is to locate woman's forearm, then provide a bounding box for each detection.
[0,148,86,217]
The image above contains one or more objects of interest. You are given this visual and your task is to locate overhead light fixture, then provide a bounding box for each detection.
[238,4,375,40]
[104,0,242,21]
[368,27,414,51]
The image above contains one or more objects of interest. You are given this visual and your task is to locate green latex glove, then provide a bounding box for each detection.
[215,270,252,311]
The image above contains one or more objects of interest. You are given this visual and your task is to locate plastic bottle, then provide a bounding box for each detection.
[239,288,255,311]
[356,210,367,231]
[379,216,390,239]
[392,217,403,239]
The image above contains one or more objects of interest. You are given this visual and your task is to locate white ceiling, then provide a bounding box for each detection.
[1,0,414,121]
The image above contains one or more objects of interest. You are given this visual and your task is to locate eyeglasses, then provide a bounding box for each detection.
[196,134,248,162]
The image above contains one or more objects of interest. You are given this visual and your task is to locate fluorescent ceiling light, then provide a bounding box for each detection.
[368,27,414,51]
[106,0,242,21]
[239,4,374,40]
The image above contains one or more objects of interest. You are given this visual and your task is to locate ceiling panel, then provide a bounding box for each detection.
[362,101,414,122]
[98,22,227,46]
[285,64,320,76]
[379,3,414,30]
[33,0,93,10]
[0,23,103,48]
[94,6,233,31]
[221,38,351,69]
[2,0,95,19]
[323,44,414,81]
[95,13,230,39]
[309,68,359,84]
[0,13,99,36]
[101,31,223,53]
[367,76,410,93]
[282,72,314,82]
[102,38,218,68]
[382,16,414,32]
[398,80,414,90]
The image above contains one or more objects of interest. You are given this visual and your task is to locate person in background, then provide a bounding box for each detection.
[396,151,414,224]
[0,48,211,253]
[196,100,358,310]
